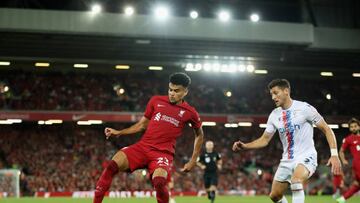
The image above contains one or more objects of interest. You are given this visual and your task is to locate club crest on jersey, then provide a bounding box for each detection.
[178,110,185,117]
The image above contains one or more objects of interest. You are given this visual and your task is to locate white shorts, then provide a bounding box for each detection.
[274,154,318,183]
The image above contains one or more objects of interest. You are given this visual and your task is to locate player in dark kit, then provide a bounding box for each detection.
[93,72,204,203]
[197,140,222,203]
[337,118,360,203]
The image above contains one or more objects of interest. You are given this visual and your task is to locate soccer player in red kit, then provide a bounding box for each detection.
[337,118,360,203]
[93,72,204,203]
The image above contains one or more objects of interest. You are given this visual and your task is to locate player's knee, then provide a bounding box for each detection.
[269,192,282,202]
[152,176,167,190]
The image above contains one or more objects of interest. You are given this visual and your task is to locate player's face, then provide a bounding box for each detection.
[168,83,188,104]
[270,86,289,107]
[349,122,360,134]
[205,141,214,152]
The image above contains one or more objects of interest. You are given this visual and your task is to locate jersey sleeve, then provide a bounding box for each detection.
[265,112,276,134]
[216,153,221,161]
[304,103,323,124]
[197,154,204,163]
[144,96,156,119]
[341,137,350,151]
[189,109,202,129]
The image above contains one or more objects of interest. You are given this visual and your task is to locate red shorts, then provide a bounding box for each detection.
[121,142,173,182]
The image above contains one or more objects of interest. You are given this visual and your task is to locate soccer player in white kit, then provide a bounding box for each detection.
[232,79,342,203]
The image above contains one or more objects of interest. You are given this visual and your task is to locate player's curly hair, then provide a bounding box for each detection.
[267,79,291,90]
[169,72,191,88]
[348,117,360,126]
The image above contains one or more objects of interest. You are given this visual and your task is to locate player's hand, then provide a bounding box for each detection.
[104,127,120,139]
[200,165,206,170]
[181,161,196,173]
[232,140,246,152]
[327,156,342,175]
[342,159,349,166]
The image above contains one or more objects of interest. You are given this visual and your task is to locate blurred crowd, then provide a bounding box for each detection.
[0,70,359,115]
[0,123,353,196]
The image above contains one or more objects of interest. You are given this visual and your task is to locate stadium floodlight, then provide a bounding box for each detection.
[225,123,238,128]
[74,64,88,69]
[88,120,103,124]
[254,69,268,74]
[185,63,194,71]
[38,120,45,125]
[115,65,130,70]
[352,72,360,77]
[250,13,260,22]
[7,119,22,123]
[246,65,255,72]
[0,61,10,66]
[238,64,246,72]
[154,6,170,19]
[341,123,349,128]
[195,63,202,71]
[3,86,9,92]
[0,120,13,125]
[35,62,50,67]
[148,66,163,70]
[238,122,252,127]
[326,93,331,100]
[91,4,102,13]
[124,6,134,16]
[218,10,231,22]
[225,91,232,97]
[47,119,63,124]
[203,63,211,71]
[328,124,339,129]
[202,121,216,126]
[259,123,267,128]
[77,121,92,125]
[118,88,125,94]
[320,72,333,77]
[190,11,198,19]
[212,63,220,72]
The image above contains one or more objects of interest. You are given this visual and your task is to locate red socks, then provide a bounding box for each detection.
[152,177,169,203]
[93,160,119,203]
[344,184,360,199]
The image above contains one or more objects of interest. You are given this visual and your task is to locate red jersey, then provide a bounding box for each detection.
[341,134,360,168]
[140,95,202,154]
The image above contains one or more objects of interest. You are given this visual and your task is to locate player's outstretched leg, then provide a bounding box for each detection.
[152,168,169,203]
[290,164,309,203]
[93,151,129,203]
[337,182,360,203]
[269,180,288,203]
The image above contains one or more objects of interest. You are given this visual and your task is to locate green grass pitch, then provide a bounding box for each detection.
[2,196,360,203]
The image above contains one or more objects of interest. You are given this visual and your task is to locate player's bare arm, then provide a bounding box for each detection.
[315,119,342,175]
[339,148,349,166]
[232,131,273,151]
[104,116,150,139]
[217,159,223,170]
[182,127,204,172]
[197,161,206,170]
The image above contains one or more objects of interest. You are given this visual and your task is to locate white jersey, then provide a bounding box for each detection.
[265,100,323,161]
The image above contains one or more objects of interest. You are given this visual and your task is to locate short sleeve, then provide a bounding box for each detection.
[144,96,156,119]
[304,103,323,124]
[189,110,202,129]
[216,153,221,161]
[197,154,204,163]
[341,137,349,151]
[265,112,276,134]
